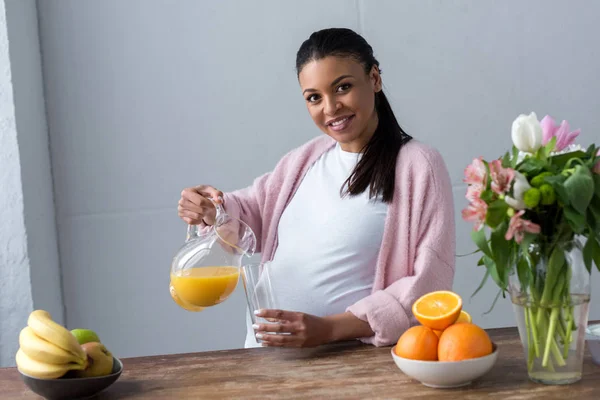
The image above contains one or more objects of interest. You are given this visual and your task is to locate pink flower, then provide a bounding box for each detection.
[489,160,515,195]
[466,184,483,202]
[462,198,488,230]
[540,115,580,152]
[464,157,487,186]
[505,210,541,244]
[594,149,600,174]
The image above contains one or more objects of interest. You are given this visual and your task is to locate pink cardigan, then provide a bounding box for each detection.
[222,136,456,346]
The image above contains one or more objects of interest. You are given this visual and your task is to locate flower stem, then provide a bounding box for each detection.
[543,308,563,367]
[563,307,574,359]
[527,307,540,357]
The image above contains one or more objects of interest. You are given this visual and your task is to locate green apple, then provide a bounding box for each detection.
[74,342,114,378]
[71,328,100,345]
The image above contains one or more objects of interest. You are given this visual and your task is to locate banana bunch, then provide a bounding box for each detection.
[16,310,88,379]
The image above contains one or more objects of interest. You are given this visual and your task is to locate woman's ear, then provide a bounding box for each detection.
[370,65,382,93]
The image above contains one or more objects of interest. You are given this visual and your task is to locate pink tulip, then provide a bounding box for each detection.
[505,210,541,244]
[462,198,488,230]
[540,115,580,152]
[594,149,600,174]
[489,160,515,195]
[464,157,487,187]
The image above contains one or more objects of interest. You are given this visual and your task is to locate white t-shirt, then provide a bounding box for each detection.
[244,143,388,348]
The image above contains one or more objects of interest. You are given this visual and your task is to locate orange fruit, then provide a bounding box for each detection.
[456,310,472,324]
[438,323,493,361]
[412,291,463,331]
[432,310,472,337]
[394,325,439,361]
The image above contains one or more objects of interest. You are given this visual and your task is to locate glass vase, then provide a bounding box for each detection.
[509,238,591,385]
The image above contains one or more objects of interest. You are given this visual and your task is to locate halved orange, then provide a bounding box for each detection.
[455,310,472,324]
[412,291,463,331]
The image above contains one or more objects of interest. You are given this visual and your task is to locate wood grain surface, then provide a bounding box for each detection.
[1,326,599,399]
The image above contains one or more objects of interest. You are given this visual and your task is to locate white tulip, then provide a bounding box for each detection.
[511,112,543,153]
[505,171,531,210]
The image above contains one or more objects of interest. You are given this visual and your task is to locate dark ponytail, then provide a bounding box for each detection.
[296,28,412,203]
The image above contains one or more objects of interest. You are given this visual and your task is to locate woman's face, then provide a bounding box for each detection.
[298,56,381,153]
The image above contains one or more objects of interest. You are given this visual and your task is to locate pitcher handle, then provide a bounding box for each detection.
[185,196,225,242]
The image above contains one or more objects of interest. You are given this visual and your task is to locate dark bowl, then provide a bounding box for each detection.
[19,357,123,400]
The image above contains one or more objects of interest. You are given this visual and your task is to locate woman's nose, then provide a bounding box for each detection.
[324,97,342,116]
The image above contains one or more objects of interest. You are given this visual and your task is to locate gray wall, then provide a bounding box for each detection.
[0,0,62,366]
[33,0,600,359]
[0,0,33,367]
[5,0,63,325]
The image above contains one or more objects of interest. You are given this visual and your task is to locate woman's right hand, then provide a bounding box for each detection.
[178,185,224,225]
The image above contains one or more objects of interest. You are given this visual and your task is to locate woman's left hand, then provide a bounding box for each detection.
[253,309,333,348]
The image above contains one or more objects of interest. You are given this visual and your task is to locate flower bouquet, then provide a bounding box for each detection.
[462,112,600,384]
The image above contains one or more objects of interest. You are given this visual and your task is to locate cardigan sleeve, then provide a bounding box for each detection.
[346,145,456,346]
[221,172,271,255]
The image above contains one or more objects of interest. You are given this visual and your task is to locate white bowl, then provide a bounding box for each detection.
[585,323,600,366]
[390,344,498,388]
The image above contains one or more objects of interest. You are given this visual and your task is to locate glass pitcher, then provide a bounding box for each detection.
[169,199,256,312]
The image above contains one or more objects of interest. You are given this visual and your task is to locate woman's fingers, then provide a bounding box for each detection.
[178,198,204,214]
[253,322,298,334]
[255,309,299,322]
[179,185,223,225]
[181,187,215,208]
[258,333,299,347]
[195,185,224,203]
[178,209,203,224]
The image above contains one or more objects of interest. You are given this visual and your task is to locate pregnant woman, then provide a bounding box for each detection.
[177,27,456,348]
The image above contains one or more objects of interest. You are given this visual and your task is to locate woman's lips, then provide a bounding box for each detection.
[328,115,355,132]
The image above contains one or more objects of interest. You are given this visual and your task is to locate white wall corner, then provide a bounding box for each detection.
[0,0,63,367]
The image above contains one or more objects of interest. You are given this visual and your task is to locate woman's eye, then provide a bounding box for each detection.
[337,83,352,92]
[306,94,320,103]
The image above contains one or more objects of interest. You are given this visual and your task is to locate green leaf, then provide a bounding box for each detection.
[490,223,510,289]
[594,174,600,198]
[483,256,504,289]
[520,240,537,278]
[511,146,519,168]
[517,256,531,290]
[542,174,570,205]
[541,246,566,305]
[502,152,511,168]
[483,289,503,315]
[520,232,537,252]
[587,196,600,232]
[551,271,566,303]
[582,237,600,274]
[583,236,594,274]
[585,237,600,274]
[482,160,492,192]
[477,256,485,266]
[593,238,600,274]
[564,165,594,214]
[544,136,557,154]
[480,189,494,203]
[485,200,509,229]
[550,150,586,169]
[563,206,586,234]
[471,228,492,259]
[471,269,490,299]
[517,158,546,176]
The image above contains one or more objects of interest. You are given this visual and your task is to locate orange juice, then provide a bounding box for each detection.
[170,266,239,307]
[169,282,206,312]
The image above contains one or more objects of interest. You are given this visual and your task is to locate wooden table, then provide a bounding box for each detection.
[1,326,598,399]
